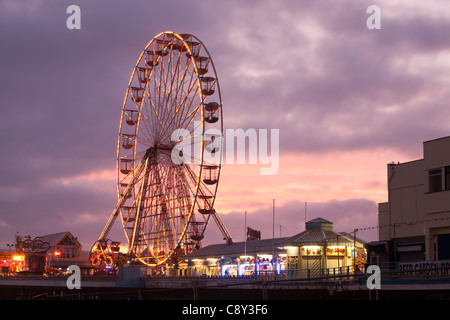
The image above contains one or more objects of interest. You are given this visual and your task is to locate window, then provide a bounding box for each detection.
[446,166,450,191]
[438,234,450,260]
[429,169,442,193]
[60,235,75,246]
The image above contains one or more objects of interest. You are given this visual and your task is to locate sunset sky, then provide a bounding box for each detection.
[1,0,450,250]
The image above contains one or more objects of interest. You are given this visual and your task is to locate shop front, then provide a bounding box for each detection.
[188,258,221,276]
[185,252,288,277]
[297,244,357,277]
[220,255,286,277]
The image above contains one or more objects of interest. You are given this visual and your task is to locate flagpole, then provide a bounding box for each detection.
[305,201,307,228]
[244,211,247,257]
[272,199,275,260]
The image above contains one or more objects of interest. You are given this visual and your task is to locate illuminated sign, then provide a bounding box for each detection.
[301,246,322,256]
[399,260,450,276]
[192,259,204,266]
[207,258,218,266]
[16,239,50,254]
[326,246,346,256]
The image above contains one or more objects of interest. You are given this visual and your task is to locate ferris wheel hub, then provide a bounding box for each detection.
[155,144,174,152]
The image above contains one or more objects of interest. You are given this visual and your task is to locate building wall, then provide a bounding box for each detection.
[378,202,389,240]
[423,137,450,260]
[379,160,425,241]
[379,136,450,261]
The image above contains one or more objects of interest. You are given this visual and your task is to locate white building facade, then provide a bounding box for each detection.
[378,136,450,262]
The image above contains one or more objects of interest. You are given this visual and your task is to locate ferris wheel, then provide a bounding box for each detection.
[90,31,233,268]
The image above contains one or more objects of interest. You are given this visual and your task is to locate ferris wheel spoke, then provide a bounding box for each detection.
[158,60,197,140]
[133,133,155,149]
[139,102,158,140]
[178,82,201,128]
[183,163,212,198]
[173,54,193,105]
[144,65,182,140]
[172,165,200,210]
[141,94,164,139]
[173,56,194,117]
[160,159,185,226]
[176,68,198,122]
[165,56,199,138]
[138,154,181,257]
[161,51,178,122]
[162,93,201,142]
[160,159,196,239]
[166,49,183,112]
[128,150,152,255]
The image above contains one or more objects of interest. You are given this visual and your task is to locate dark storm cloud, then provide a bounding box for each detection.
[0,180,114,233]
[210,1,450,156]
[1,3,118,185]
[0,1,210,185]
[0,2,133,244]
[0,0,231,246]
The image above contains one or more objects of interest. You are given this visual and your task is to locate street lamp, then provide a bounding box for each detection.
[6,244,14,275]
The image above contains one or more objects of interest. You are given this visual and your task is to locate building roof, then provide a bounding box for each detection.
[307,217,332,224]
[424,135,450,144]
[37,232,68,246]
[183,237,290,260]
[286,229,356,245]
[305,217,333,231]
[289,217,367,245]
[36,231,81,248]
[339,232,368,245]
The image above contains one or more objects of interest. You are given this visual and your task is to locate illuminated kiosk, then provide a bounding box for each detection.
[286,218,367,278]
[183,217,367,278]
